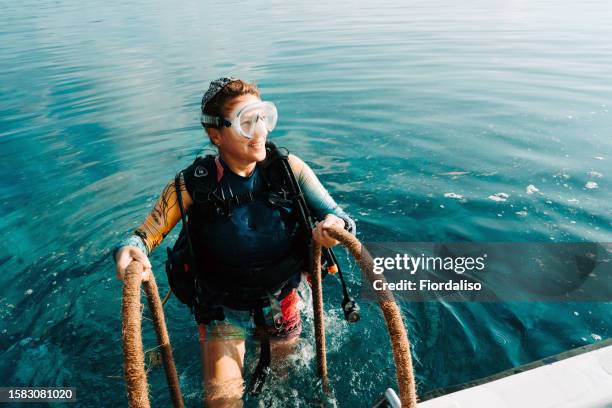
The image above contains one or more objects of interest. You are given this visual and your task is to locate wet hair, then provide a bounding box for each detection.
[202,79,261,118]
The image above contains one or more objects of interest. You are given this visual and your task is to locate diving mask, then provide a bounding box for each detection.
[201,101,278,139]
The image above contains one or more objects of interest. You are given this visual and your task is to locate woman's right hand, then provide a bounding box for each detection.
[115,246,152,282]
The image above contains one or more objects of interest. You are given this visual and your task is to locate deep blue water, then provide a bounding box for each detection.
[1,0,611,406]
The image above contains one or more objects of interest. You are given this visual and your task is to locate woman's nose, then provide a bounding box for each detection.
[253,118,268,137]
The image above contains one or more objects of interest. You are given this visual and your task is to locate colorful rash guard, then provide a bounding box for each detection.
[114,154,355,261]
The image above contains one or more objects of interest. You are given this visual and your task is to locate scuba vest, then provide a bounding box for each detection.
[165,142,311,323]
[164,142,359,395]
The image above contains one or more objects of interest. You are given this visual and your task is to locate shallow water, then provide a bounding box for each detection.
[1,0,611,406]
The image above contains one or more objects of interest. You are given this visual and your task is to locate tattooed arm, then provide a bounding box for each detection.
[113,173,192,280]
[133,173,193,254]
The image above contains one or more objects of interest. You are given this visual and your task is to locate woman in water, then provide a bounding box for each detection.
[114,78,355,407]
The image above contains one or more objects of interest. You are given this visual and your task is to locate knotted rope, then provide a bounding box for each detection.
[122,261,184,407]
[311,226,417,408]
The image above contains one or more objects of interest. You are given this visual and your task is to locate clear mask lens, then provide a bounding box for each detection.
[234,102,278,139]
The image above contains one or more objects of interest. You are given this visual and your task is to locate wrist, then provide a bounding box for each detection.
[339,216,351,232]
[112,235,148,264]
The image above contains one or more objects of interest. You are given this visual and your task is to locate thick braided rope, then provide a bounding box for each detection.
[311,226,417,407]
[122,261,184,407]
[122,262,150,408]
[143,272,184,407]
[311,242,330,394]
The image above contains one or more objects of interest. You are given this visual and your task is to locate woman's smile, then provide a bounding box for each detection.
[248,140,265,148]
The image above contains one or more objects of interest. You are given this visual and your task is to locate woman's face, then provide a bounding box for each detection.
[212,94,268,164]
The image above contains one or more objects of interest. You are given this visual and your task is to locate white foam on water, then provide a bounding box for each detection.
[287,339,315,370]
[488,192,509,202]
[439,171,469,177]
[585,181,599,189]
[526,184,539,194]
[587,171,603,178]
[444,192,464,199]
[324,309,349,353]
[515,211,528,217]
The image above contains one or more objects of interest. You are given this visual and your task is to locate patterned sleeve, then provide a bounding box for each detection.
[112,173,192,259]
[288,154,356,234]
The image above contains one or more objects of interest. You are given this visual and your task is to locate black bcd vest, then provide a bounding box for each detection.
[165,142,312,313]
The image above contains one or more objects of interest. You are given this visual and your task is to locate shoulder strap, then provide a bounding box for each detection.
[183,155,218,204]
[275,149,344,280]
[275,151,316,229]
[258,142,292,194]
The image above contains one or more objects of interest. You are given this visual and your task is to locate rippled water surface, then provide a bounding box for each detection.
[1,0,611,406]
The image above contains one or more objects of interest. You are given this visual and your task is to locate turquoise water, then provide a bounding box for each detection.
[1,0,611,406]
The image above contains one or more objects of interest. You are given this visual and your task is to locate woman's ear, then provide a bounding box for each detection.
[207,128,222,147]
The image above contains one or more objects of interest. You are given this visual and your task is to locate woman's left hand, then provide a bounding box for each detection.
[312,214,346,248]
